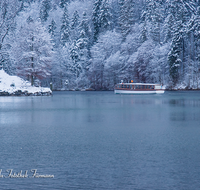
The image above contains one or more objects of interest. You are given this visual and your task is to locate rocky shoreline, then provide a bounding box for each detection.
[0,90,52,96]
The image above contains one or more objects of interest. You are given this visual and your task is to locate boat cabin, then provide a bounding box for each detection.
[115,84,156,90]
[114,83,164,94]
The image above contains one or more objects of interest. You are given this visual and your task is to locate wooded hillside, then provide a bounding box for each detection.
[1,0,200,90]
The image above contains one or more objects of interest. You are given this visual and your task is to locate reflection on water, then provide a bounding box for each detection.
[169,99,200,107]
[167,92,200,121]
[0,91,200,190]
[170,111,200,121]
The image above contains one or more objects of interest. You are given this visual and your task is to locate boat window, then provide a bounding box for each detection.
[138,85,140,89]
[127,85,130,88]
[145,85,148,89]
[152,85,154,89]
[131,85,134,89]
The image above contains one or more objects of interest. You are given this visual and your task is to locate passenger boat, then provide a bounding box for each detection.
[114,83,165,94]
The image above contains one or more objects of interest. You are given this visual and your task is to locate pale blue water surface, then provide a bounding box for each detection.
[0,91,200,190]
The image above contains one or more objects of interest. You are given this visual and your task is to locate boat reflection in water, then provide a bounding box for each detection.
[114,82,165,94]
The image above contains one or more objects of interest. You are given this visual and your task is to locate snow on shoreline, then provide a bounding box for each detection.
[0,69,52,96]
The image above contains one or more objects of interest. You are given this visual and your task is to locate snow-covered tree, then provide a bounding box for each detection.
[0,0,22,71]
[147,43,170,84]
[92,0,112,42]
[48,19,57,38]
[77,12,91,73]
[131,40,155,83]
[99,0,112,33]
[60,5,70,46]
[185,6,200,88]
[51,44,71,89]
[59,0,70,8]
[90,31,122,89]
[168,21,183,85]
[142,0,164,44]
[11,15,53,86]
[76,32,90,75]
[69,40,82,87]
[79,11,91,47]
[163,14,174,43]
[40,0,51,22]
[92,0,103,42]
[70,10,80,41]
[118,0,135,38]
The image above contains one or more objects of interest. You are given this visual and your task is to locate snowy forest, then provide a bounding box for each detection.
[1,0,200,90]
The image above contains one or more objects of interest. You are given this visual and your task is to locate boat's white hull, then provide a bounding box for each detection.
[114,89,165,94]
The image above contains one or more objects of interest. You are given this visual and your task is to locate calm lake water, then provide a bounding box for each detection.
[0,91,200,190]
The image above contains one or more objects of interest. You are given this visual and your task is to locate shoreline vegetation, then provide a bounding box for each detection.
[53,88,200,92]
[1,69,200,97]
[1,88,200,96]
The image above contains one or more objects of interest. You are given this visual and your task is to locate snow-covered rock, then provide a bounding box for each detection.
[0,69,52,96]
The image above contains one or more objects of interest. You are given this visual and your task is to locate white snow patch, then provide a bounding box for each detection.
[0,69,51,95]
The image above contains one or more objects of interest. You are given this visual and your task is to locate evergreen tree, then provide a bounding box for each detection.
[99,0,112,33]
[140,21,147,43]
[0,0,22,70]
[92,0,112,42]
[118,0,135,38]
[168,21,183,85]
[110,0,120,31]
[71,10,80,30]
[188,7,200,62]
[194,7,200,64]
[39,0,51,22]
[92,0,103,42]
[70,10,80,41]
[59,0,69,8]
[163,14,174,43]
[48,19,56,37]
[70,41,82,86]
[167,0,195,85]
[144,0,163,44]
[79,12,91,45]
[60,6,70,46]
[77,12,91,72]
[186,6,200,87]
[167,0,194,23]
[76,32,89,73]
